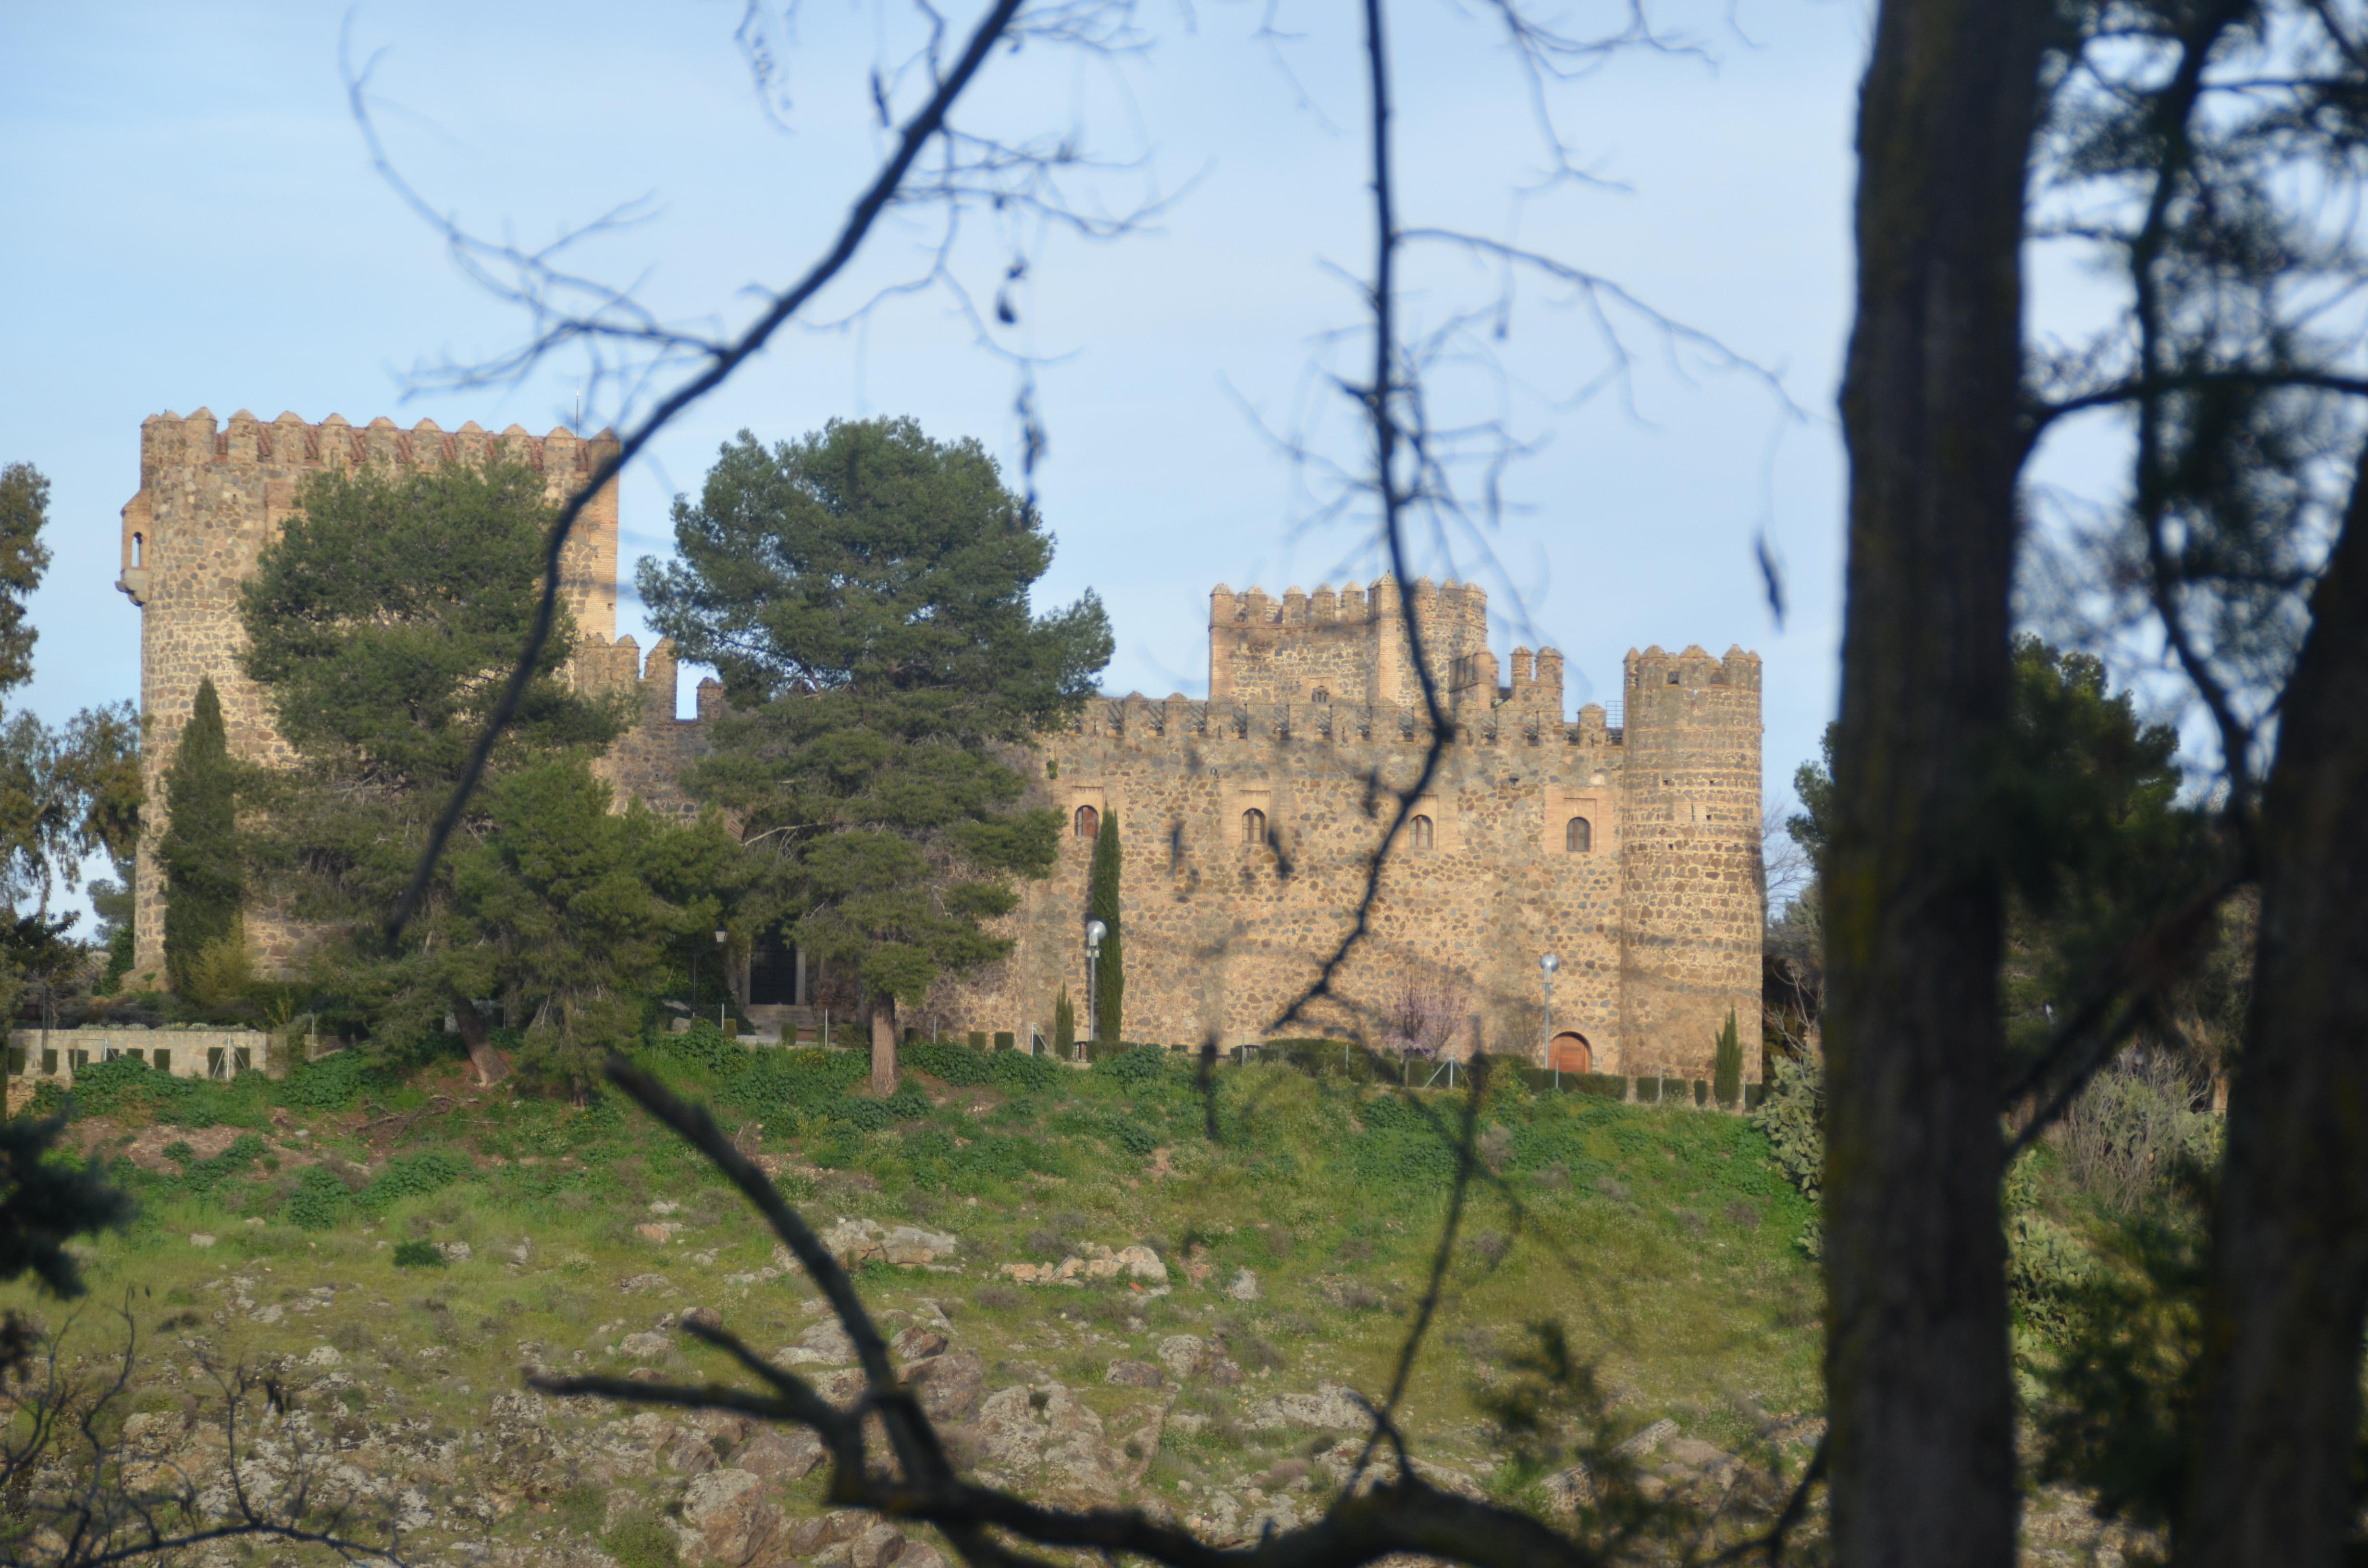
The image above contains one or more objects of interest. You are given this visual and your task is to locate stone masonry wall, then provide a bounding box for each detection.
[115,402,1763,1074]
[931,586,1765,1080]
[121,409,622,982]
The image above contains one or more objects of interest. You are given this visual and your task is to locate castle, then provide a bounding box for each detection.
[117,409,1764,1081]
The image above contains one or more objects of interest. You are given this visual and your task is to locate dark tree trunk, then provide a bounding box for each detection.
[2181,462,2368,1568]
[448,992,511,1088]
[869,993,899,1097]
[1826,3,2051,1564]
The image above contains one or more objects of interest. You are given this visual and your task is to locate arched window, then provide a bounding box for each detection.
[1410,814,1435,850]
[1310,686,1331,704]
[1566,816,1592,853]
[1074,805,1098,839]
[1242,808,1268,846]
[131,533,144,567]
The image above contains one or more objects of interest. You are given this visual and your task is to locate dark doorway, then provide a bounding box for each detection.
[749,929,805,1006]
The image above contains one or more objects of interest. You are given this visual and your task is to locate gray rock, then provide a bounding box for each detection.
[890,1325,948,1362]
[618,1331,670,1362]
[437,1240,472,1263]
[738,1426,826,1481]
[678,1469,783,1567]
[1246,1384,1369,1433]
[786,1510,875,1558]
[1227,1268,1260,1302]
[1105,1359,1163,1389]
[904,1352,985,1423]
[1156,1335,1212,1381]
[619,1272,671,1294]
[850,1520,907,1568]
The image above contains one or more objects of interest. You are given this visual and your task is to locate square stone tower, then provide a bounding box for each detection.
[116,409,620,982]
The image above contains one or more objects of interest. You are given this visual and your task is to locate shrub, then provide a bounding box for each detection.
[1111,1120,1158,1155]
[1693,1078,1709,1107]
[993,1031,1015,1052]
[1054,987,1076,1059]
[2051,1050,2220,1212]
[280,1050,370,1112]
[1634,1077,1659,1104]
[391,1239,446,1268]
[1752,1050,1825,1199]
[905,1038,990,1086]
[361,1151,467,1210]
[1713,1008,1743,1107]
[1574,1072,1626,1100]
[286,1165,350,1230]
[1659,1076,1689,1103]
[968,1030,989,1053]
[1095,1045,1169,1087]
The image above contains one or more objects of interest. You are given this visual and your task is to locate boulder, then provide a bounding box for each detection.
[1155,1336,1213,1380]
[1105,1359,1163,1389]
[889,1325,948,1362]
[786,1511,873,1558]
[619,1332,671,1362]
[1115,1245,1168,1283]
[904,1352,985,1423]
[1227,1269,1260,1302]
[738,1426,826,1481]
[682,1305,725,1335]
[620,1273,672,1294]
[1246,1384,1369,1433]
[636,1223,675,1245]
[821,1217,958,1267]
[678,1469,784,1567]
[189,1233,215,1249]
[850,1521,907,1568]
[437,1240,473,1262]
[963,1384,1122,1505]
[777,1319,857,1366]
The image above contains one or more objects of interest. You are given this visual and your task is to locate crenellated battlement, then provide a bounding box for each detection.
[138,408,620,479]
[1056,690,1625,750]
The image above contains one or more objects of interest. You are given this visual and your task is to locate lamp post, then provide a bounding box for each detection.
[1540,953,1561,1090]
[1084,919,1107,1056]
[715,927,729,1031]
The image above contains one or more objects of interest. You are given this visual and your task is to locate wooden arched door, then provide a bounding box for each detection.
[1550,1031,1591,1073]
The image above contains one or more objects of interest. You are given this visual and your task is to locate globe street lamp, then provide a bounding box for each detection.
[1540,953,1561,1090]
[1084,920,1108,1056]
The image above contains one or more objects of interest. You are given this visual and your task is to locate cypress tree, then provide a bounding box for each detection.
[1713,1007,1742,1109]
[1089,808,1123,1043]
[160,678,241,996]
[1053,986,1077,1059]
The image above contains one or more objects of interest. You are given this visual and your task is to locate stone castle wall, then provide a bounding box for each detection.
[119,408,624,981]
[931,582,1765,1080]
[116,410,1764,1075]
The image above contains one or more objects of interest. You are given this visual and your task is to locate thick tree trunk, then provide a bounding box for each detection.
[869,993,898,1097]
[2181,465,2368,1568]
[1826,3,2050,1564]
[448,992,511,1088]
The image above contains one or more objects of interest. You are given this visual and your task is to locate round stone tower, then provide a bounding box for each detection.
[1614,643,1765,1079]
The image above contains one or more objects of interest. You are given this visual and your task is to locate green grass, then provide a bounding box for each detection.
[12,1028,1825,1556]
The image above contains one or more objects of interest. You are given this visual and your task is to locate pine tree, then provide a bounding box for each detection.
[160,678,241,997]
[641,418,1111,1096]
[1712,1007,1742,1109]
[1054,986,1076,1059]
[1089,808,1123,1043]
[238,460,663,1087]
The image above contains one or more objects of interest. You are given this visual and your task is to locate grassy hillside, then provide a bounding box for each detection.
[8,1033,1826,1564]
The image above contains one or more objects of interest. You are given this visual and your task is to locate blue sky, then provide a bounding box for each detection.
[0,0,1869,873]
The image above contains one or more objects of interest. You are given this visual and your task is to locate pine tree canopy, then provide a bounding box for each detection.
[238,460,718,1077]
[641,418,1112,1008]
[239,462,617,792]
[0,465,55,696]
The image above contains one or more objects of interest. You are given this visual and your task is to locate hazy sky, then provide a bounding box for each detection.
[1,0,1868,876]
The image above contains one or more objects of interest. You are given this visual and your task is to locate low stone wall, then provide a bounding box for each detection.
[6,1027,272,1084]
